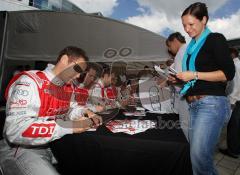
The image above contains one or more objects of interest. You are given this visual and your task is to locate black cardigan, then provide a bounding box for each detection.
[185,33,235,96]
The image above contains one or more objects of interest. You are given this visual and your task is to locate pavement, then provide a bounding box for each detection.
[215,126,240,175]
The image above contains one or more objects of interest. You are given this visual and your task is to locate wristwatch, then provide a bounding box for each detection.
[194,72,199,80]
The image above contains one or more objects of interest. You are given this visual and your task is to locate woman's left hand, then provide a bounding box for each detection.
[176,71,195,82]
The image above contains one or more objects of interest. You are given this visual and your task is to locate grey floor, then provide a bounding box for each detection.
[215,126,240,175]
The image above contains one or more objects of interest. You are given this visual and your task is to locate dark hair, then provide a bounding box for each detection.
[229,47,239,58]
[101,67,111,77]
[182,2,209,23]
[56,46,89,62]
[87,62,103,77]
[166,32,186,46]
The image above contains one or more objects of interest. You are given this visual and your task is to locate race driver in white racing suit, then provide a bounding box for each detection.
[0,46,102,175]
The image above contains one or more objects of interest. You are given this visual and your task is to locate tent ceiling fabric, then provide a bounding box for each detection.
[3,10,169,63]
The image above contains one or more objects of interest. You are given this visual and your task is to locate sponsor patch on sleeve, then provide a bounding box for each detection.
[22,123,56,138]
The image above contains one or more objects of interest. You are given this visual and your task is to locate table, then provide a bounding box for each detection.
[50,112,192,175]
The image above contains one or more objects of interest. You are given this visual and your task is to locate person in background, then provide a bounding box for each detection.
[0,46,102,175]
[75,62,105,114]
[82,63,101,89]
[166,32,189,140]
[166,32,187,72]
[106,74,119,100]
[219,47,240,158]
[90,67,118,109]
[169,2,235,175]
[128,78,139,98]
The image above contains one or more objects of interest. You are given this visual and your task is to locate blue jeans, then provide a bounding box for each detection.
[188,96,231,175]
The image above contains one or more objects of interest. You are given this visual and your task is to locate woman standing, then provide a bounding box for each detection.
[170,2,235,175]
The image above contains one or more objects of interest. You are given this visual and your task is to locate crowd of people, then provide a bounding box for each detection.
[0,2,239,175]
[0,45,146,174]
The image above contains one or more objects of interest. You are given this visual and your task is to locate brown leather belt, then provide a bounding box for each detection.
[186,95,206,103]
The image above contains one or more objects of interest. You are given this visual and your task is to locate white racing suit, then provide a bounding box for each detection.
[0,64,85,175]
[90,80,121,110]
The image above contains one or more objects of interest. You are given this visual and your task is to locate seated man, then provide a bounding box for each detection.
[0,46,102,175]
[106,74,119,100]
[75,62,105,114]
[89,67,119,110]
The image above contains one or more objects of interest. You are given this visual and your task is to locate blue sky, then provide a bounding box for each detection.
[71,0,240,40]
[213,0,240,18]
[111,0,140,20]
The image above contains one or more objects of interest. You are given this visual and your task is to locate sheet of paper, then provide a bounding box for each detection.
[106,120,156,135]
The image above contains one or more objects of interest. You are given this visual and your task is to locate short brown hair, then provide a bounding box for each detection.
[101,67,111,77]
[56,46,89,62]
[87,62,103,77]
[166,32,186,46]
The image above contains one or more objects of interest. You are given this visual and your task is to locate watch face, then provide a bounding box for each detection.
[194,72,198,80]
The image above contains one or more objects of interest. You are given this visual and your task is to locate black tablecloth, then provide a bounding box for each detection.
[50,113,192,175]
